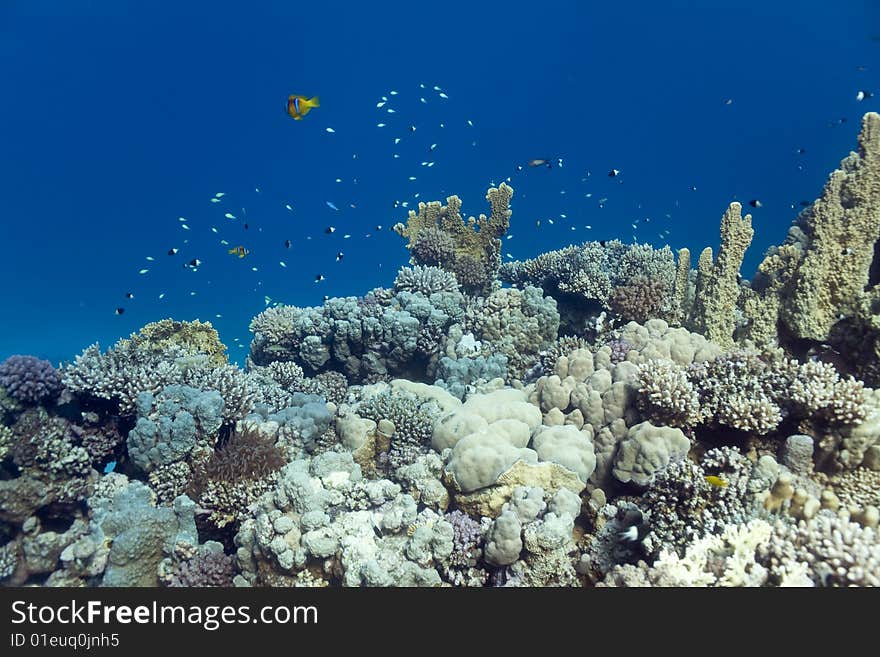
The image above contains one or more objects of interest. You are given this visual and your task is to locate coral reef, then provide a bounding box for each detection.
[4,114,880,589]
[62,322,248,419]
[123,319,228,367]
[393,183,512,295]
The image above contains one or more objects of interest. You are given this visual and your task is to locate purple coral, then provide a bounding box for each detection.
[0,355,62,404]
[609,276,669,323]
[445,510,483,568]
[411,226,455,267]
[605,338,632,366]
[167,550,236,587]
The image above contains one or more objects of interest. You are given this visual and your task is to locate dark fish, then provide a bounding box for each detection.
[799,200,811,207]
[796,148,806,154]
[336,252,344,262]
[115,307,125,315]
[244,223,249,230]
[617,507,649,543]
[516,165,524,172]
[167,248,178,256]
[315,274,325,282]
[748,199,762,208]
[125,292,134,299]
[325,226,336,234]
[857,90,873,102]
[599,240,607,247]
[608,169,620,177]
[189,258,202,267]
[285,239,291,248]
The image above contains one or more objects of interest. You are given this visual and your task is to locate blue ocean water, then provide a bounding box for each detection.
[0,0,876,366]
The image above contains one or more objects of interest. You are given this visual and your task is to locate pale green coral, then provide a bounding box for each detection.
[688,202,754,347]
[780,112,880,341]
[742,112,880,359]
[124,319,228,367]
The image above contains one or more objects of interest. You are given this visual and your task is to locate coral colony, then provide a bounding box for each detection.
[1,113,880,588]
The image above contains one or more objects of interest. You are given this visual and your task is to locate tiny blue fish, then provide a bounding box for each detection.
[326,201,339,211]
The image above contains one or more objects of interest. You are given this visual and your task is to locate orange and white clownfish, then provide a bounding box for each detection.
[287,94,320,120]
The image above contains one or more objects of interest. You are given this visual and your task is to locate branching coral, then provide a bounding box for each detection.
[62,322,239,417]
[393,265,460,295]
[393,183,512,294]
[500,241,679,330]
[634,345,869,435]
[757,511,880,586]
[356,387,439,470]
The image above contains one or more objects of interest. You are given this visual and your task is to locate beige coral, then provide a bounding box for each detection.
[124,319,228,367]
[688,202,754,347]
[393,183,512,293]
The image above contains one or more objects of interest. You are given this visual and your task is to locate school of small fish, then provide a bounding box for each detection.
[115,78,869,347]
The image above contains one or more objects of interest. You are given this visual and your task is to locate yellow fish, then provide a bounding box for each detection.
[287,94,320,120]
[705,475,728,488]
[228,246,250,258]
